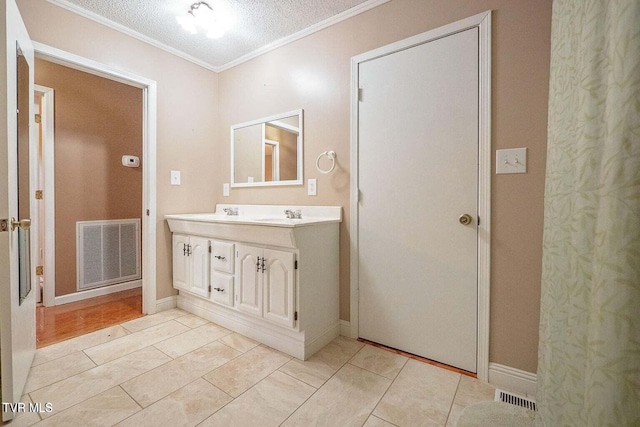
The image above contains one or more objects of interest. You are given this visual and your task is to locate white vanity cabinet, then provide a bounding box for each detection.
[166,204,341,360]
[236,245,296,328]
[172,234,210,298]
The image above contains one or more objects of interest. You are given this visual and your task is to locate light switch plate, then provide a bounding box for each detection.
[496,148,527,174]
[170,170,181,185]
[308,178,317,196]
[223,183,230,197]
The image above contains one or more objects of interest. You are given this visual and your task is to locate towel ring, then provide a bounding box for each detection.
[316,150,336,174]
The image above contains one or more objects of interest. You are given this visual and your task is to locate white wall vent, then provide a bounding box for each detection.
[495,389,537,411]
[77,219,141,291]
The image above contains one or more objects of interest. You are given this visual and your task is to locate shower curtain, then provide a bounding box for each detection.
[536,0,640,425]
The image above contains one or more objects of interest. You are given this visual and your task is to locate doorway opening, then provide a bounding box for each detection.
[32,43,157,343]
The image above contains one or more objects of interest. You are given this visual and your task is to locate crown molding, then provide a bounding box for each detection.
[46,0,390,73]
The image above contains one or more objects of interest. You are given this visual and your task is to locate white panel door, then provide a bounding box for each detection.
[189,237,210,298]
[358,28,479,372]
[263,249,295,328]
[172,234,189,291]
[236,244,262,316]
[1,0,36,420]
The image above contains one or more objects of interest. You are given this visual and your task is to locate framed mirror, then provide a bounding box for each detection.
[231,109,303,187]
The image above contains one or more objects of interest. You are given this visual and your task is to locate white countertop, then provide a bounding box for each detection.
[165,204,342,228]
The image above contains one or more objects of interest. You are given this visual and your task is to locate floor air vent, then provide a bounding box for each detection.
[495,389,537,411]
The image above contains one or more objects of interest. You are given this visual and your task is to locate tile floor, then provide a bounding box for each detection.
[12,309,496,426]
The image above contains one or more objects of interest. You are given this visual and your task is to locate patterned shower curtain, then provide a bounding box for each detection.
[535,0,640,425]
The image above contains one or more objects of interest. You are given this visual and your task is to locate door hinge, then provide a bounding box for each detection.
[35,190,43,200]
[36,266,44,276]
[477,216,481,226]
[35,113,41,124]
[208,285,211,292]
[358,87,363,102]
[208,245,212,253]
[146,209,150,216]
[294,260,298,269]
[294,311,298,321]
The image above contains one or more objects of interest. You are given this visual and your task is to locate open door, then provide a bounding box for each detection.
[1,0,36,421]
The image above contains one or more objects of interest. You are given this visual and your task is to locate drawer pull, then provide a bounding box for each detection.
[256,256,261,272]
[213,287,224,292]
[214,255,226,260]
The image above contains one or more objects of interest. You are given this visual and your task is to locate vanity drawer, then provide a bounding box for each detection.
[210,272,234,307]
[212,241,234,274]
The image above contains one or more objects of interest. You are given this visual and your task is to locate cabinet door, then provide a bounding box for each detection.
[172,234,190,291]
[236,245,262,316]
[189,237,210,298]
[263,249,296,328]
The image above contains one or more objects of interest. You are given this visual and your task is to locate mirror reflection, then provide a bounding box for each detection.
[231,109,303,187]
[17,43,31,305]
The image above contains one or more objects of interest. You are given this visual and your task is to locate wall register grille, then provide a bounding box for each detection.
[495,389,537,411]
[77,219,141,291]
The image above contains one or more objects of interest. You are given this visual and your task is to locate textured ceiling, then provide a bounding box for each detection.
[48,0,374,71]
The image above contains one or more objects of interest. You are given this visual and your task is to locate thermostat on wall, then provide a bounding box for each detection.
[122,155,140,168]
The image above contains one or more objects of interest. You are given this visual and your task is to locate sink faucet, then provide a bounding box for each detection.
[284,209,302,219]
[223,207,238,216]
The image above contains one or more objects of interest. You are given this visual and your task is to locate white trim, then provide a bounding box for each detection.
[349,11,492,380]
[488,363,537,398]
[53,280,141,306]
[34,85,55,307]
[33,42,158,315]
[340,320,351,337]
[45,0,390,73]
[156,295,178,313]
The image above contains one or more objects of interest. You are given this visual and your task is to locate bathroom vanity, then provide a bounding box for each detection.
[165,204,341,359]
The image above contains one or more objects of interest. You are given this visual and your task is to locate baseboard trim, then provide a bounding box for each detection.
[54,280,141,306]
[488,363,537,397]
[340,320,351,337]
[156,295,178,312]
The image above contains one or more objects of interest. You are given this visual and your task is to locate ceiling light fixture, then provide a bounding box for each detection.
[176,1,225,39]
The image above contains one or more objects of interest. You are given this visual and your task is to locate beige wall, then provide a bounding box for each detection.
[17,0,551,373]
[17,0,220,301]
[214,0,551,373]
[34,59,142,296]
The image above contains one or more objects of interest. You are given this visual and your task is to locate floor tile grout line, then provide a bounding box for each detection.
[362,359,402,427]
[444,374,463,426]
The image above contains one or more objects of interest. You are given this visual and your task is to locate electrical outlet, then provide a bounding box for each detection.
[308,178,317,196]
[223,183,230,197]
[496,148,527,174]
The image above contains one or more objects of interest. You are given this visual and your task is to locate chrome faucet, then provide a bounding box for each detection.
[223,207,238,216]
[284,209,302,219]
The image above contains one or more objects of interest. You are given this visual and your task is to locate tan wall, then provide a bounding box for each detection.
[214,0,551,373]
[17,0,220,301]
[18,0,551,373]
[34,59,142,296]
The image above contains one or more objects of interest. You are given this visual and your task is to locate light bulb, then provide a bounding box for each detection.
[176,15,196,34]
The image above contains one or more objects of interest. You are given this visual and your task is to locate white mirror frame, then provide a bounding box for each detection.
[230,109,303,188]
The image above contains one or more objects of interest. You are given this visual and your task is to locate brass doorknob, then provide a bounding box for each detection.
[459,214,473,226]
[11,218,31,231]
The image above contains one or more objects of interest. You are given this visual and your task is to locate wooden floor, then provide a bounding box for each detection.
[36,288,143,348]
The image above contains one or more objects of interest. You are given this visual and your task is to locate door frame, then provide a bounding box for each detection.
[349,11,492,381]
[33,42,158,315]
